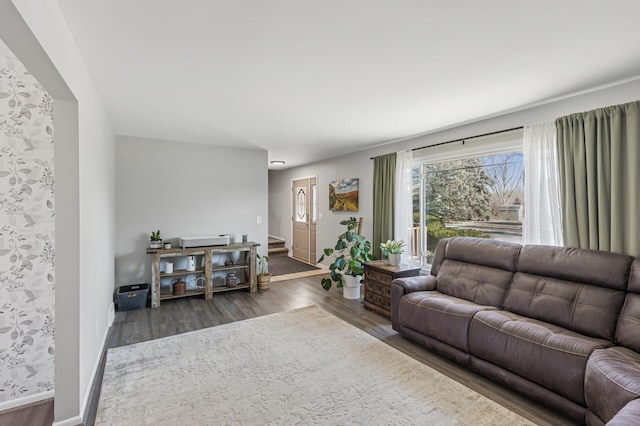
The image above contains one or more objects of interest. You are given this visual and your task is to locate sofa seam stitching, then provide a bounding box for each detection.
[473,316,598,357]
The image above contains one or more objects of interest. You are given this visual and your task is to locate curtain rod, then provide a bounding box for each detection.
[412,126,524,152]
[370,125,524,159]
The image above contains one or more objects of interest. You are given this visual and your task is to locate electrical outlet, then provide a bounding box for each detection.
[257,216,262,224]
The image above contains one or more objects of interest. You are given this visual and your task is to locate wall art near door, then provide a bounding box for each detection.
[329,178,359,211]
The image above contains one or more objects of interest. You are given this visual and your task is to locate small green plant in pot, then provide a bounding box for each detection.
[318,217,375,297]
[380,239,405,266]
[257,253,271,290]
[149,230,162,249]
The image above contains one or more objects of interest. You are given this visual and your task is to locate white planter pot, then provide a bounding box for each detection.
[388,253,401,266]
[342,274,362,299]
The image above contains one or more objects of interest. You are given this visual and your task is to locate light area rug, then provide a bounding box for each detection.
[96,305,532,425]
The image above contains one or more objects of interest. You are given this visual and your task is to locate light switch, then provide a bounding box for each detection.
[257,216,262,224]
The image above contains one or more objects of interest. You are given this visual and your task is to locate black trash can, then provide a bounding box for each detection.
[117,283,149,311]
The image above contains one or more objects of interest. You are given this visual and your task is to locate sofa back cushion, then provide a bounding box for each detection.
[504,245,632,341]
[435,238,521,307]
[616,259,640,352]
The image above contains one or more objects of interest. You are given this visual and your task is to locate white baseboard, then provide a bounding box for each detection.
[76,304,113,424]
[107,301,115,327]
[0,390,54,413]
[52,415,82,426]
[316,263,329,269]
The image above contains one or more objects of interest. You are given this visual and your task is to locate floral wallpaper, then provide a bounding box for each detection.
[0,54,55,402]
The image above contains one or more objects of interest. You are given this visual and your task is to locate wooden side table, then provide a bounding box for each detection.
[363,260,421,318]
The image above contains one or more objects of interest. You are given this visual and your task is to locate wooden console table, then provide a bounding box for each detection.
[146,242,259,307]
[363,260,421,318]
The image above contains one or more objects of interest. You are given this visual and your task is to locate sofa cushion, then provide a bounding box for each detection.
[585,347,640,423]
[503,245,631,341]
[443,237,521,271]
[437,260,516,307]
[428,238,448,276]
[616,260,640,353]
[504,272,626,341]
[398,291,497,353]
[516,245,632,291]
[608,399,640,426]
[469,309,612,405]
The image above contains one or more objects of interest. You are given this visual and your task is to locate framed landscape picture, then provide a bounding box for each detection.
[329,178,359,211]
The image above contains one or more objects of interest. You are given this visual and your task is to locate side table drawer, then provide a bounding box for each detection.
[365,270,392,284]
[364,293,391,312]
[366,280,391,298]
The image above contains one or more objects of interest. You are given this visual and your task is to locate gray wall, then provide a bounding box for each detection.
[116,136,269,287]
[269,153,374,265]
[269,77,640,268]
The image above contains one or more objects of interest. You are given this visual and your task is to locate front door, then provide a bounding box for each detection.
[292,178,311,262]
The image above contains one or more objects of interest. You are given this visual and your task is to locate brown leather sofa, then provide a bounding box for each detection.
[391,237,640,425]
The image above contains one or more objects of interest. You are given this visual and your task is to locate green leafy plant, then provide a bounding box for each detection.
[150,230,161,241]
[257,253,269,276]
[380,239,405,256]
[318,217,375,291]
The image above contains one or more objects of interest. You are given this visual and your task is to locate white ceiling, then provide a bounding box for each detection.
[55,0,640,169]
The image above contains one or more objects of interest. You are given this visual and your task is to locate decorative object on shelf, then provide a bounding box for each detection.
[226,273,238,288]
[165,261,174,274]
[195,277,206,289]
[380,239,405,266]
[257,253,271,290]
[149,230,162,249]
[164,242,171,249]
[224,258,234,266]
[172,278,186,296]
[186,255,196,271]
[329,178,359,212]
[318,217,375,298]
[242,234,248,243]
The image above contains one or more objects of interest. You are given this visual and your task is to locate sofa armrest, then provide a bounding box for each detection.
[391,275,437,332]
[608,399,640,426]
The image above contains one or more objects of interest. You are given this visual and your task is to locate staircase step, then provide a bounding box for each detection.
[268,247,289,257]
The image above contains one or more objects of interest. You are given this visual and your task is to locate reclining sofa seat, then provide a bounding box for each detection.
[391,237,521,366]
[585,259,640,425]
[391,237,635,424]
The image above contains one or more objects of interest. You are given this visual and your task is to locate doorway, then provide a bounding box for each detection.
[292,177,317,264]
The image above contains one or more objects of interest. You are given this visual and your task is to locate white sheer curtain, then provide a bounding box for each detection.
[394,150,415,265]
[523,121,564,246]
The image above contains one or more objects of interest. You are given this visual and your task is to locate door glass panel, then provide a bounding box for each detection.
[296,186,306,222]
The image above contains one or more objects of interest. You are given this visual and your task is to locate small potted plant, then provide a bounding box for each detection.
[149,230,163,249]
[380,239,405,266]
[257,253,271,290]
[318,217,375,299]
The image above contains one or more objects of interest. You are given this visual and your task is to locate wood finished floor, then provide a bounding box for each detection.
[83,274,574,426]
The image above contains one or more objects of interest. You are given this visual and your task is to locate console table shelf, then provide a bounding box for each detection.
[147,242,259,307]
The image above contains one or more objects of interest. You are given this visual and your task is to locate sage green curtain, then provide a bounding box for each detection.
[373,153,396,259]
[556,101,640,257]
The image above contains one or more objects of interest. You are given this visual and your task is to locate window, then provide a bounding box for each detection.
[411,130,524,265]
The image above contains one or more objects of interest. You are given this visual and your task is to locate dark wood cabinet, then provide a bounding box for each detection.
[363,260,421,318]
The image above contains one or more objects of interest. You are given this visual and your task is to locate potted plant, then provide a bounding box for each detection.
[257,253,271,290]
[318,217,375,299]
[149,230,163,249]
[380,239,405,266]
